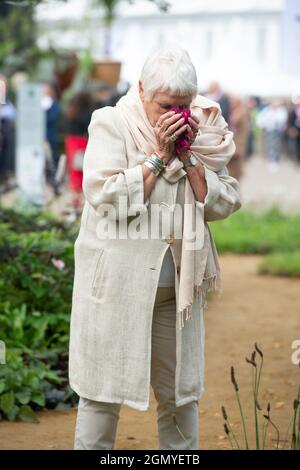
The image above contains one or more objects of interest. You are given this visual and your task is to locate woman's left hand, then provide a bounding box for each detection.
[186,114,200,146]
[177,113,200,163]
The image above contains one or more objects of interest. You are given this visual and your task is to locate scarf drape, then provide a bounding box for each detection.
[115,84,235,328]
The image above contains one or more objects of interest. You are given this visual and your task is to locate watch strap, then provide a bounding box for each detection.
[182,160,194,168]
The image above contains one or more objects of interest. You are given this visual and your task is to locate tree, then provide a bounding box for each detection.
[0,1,36,75]
[93,0,170,57]
[0,0,170,75]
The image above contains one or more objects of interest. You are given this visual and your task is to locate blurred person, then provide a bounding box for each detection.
[9,71,29,103]
[0,74,16,192]
[287,99,300,166]
[92,82,131,110]
[205,80,230,123]
[227,95,250,180]
[69,45,242,451]
[108,81,131,107]
[256,99,288,172]
[93,84,116,109]
[64,90,95,214]
[246,96,263,159]
[41,80,62,195]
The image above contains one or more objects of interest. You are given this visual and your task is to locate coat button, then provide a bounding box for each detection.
[177,266,180,274]
[165,234,174,244]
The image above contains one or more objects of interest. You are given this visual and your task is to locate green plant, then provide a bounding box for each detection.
[0,205,79,421]
[210,206,300,255]
[230,365,249,449]
[258,251,300,277]
[291,387,300,450]
[221,343,300,450]
[0,349,61,422]
[0,1,36,76]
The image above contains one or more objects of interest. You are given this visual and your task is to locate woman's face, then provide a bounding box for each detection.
[138,80,194,127]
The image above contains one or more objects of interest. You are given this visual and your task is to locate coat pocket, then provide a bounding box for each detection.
[91,248,105,298]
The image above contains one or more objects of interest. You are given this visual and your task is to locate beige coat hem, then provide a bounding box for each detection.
[70,380,205,412]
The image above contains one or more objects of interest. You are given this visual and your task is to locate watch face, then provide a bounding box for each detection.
[190,154,197,165]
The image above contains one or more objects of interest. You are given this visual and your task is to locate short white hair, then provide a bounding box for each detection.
[140,45,198,101]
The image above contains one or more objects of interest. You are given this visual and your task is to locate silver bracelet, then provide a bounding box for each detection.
[147,155,165,172]
[144,154,165,175]
[144,159,161,176]
[149,154,166,169]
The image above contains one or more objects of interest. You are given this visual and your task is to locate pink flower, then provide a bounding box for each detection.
[51,258,65,271]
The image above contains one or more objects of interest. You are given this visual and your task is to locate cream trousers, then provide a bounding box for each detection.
[74,286,200,450]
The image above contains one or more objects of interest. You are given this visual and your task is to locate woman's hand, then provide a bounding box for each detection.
[186,114,200,146]
[153,111,189,164]
[175,112,200,164]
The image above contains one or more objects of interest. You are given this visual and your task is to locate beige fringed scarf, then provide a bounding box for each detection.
[115,84,235,329]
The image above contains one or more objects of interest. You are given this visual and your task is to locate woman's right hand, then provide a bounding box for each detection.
[153,111,189,164]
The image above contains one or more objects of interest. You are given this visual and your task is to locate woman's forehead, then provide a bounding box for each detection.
[154,90,194,106]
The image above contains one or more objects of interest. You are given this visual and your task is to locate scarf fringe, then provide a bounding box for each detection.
[178,274,223,330]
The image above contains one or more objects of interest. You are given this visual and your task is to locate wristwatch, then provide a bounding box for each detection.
[182,152,198,168]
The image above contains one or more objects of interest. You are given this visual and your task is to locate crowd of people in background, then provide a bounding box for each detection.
[202,81,300,180]
[0,73,300,216]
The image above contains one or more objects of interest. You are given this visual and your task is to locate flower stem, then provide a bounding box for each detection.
[235,389,249,450]
[268,417,280,450]
[281,416,293,450]
[226,421,241,450]
[252,361,260,449]
[262,417,269,450]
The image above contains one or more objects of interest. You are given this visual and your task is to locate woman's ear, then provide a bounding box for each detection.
[138,80,144,102]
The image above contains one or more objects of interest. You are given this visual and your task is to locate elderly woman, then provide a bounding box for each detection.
[69,46,242,450]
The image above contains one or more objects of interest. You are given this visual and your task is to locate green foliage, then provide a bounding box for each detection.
[210,206,300,255]
[258,251,300,277]
[0,205,79,421]
[0,349,61,422]
[210,206,300,277]
[0,2,36,76]
[222,344,299,450]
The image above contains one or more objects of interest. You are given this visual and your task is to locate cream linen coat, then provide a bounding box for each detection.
[68,100,242,411]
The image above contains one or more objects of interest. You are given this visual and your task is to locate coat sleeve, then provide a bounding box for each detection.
[82,107,150,221]
[196,165,242,222]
